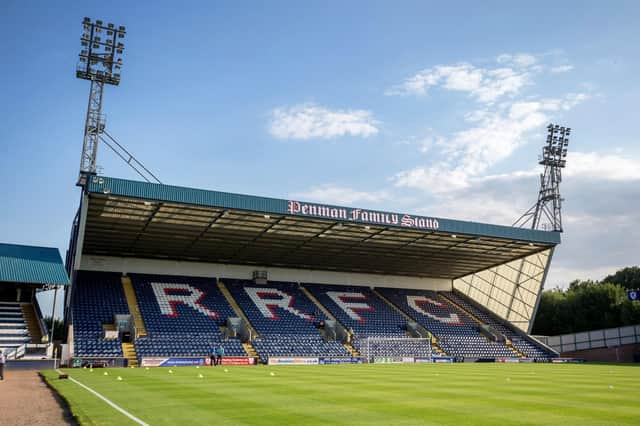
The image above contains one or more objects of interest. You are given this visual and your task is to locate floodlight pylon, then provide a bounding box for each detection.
[513,124,571,232]
[76,17,126,186]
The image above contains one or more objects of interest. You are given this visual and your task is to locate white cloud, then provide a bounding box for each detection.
[550,65,574,73]
[393,93,589,193]
[566,151,640,181]
[291,184,389,205]
[269,103,379,140]
[496,53,538,68]
[386,62,530,103]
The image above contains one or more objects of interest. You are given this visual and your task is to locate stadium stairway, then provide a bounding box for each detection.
[122,342,138,366]
[242,342,259,359]
[430,336,447,357]
[217,281,260,338]
[122,276,147,338]
[21,303,43,343]
[344,340,360,357]
[505,340,527,358]
[0,302,30,353]
[439,293,523,359]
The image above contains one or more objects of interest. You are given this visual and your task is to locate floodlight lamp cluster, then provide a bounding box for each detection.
[539,124,570,168]
[77,17,126,85]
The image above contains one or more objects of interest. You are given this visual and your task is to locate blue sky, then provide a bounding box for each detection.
[2,1,639,315]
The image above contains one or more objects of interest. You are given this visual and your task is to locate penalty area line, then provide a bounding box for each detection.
[55,369,149,426]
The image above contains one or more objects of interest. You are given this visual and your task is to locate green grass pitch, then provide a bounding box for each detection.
[42,363,640,425]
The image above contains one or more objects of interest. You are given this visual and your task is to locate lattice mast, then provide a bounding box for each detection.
[76,17,126,186]
[514,124,571,231]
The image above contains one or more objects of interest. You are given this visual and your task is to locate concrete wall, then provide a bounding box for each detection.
[80,255,452,291]
[562,343,640,363]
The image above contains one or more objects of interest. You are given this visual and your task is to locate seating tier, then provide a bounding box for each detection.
[129,274,244,357]
[72,271,129,357]
[377,288,518,359]
[304,284,407,337]
[223,279,350,360]
[444,292,555,359]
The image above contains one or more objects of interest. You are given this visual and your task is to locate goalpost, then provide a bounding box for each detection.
[361,336,432,363]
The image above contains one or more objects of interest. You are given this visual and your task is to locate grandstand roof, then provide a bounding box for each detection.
[80,176,560,279]
[0,243,69,286]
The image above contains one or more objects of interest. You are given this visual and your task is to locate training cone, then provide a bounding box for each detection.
[89,369,93,373]
[224,368,229,373]
[169,369,173,374]
[117,376,123,381]
[196,366,200,369]
[270,372,275,376]
[198,374,204,379]
[145,367,149,370]
[104,372,109,376]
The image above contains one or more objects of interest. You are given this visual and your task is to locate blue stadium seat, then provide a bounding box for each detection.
[444,292,556,360]
[129,274,245,358]
[223,279,351,360]
[72,271,129,357]
[377,288,519,360]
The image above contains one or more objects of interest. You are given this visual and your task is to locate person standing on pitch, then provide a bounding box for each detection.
[0,349,5,380]
[209,346,216,366]
[216,344,224,366]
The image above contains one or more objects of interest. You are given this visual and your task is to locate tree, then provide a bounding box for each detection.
[603,266,640,290]
[532,266,640,336]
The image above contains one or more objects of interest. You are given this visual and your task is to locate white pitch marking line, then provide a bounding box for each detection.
[56,369,149,426]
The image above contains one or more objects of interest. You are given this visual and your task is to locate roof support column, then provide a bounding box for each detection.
[73,192,90,272]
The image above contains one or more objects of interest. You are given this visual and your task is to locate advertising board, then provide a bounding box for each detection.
[141,357,206,367]
[318,357,363,365]
[268,357,319,365]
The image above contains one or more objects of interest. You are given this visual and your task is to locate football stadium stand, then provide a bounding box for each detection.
[63,176,563,364]
[222,279,350,360]
[69,271,555,362]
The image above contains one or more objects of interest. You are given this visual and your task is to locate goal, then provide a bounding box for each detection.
[358,336,432,363]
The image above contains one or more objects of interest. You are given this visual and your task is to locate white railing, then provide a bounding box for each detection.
[5,344,26,360]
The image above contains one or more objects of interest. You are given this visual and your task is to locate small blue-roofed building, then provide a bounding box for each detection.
[0,242,69,359]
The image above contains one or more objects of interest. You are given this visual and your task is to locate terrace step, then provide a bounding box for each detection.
[242,342,259,360]
[122,276,147,337]
[344,341,360,357]
[0,323,26,329]
[217,281,259,338]
[21,303,43,343]
[430,336,448,357]
[0,329,29,335]
[122,342,139,367]
[505,339,527,358]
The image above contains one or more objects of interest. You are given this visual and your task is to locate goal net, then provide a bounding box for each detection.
[357,336,432,363]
